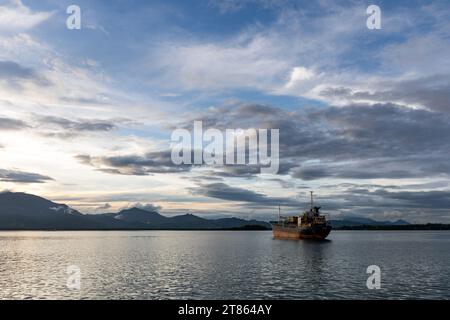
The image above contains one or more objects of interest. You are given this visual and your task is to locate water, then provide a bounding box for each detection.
[0,230,449,299]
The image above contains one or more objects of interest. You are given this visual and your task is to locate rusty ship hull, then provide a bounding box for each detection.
[272,224,332,240]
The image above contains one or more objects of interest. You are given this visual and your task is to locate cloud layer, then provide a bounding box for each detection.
[1,0,450,222]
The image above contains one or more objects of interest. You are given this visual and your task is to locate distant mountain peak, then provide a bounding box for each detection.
[0,191,270,230]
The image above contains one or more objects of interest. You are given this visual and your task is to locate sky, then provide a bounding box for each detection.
[1,0,450,222]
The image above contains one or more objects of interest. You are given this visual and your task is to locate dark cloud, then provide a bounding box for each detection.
[39,116,116,132]
[207,164,275,178]
[0,169,53,183]
[178,102,450,180]
[32,115,118,139]
[74,100,450,190]
[0,60,51,87]
[292,161,423,181]
[368,189,450,210]
[214,161,295,178]
[59,96,111,106]
[320,74,450,113]
[189,182,300,206]
[0,117,29,130]
[77,145,283,178]
[320,87,352,98]
[76,150,192,175]
[178,103,282,131]
[301,103,450,159]
[0,114,117,137]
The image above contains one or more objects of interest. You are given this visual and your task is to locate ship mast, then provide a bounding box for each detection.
[310,191,314,210]
[278,205,281,222]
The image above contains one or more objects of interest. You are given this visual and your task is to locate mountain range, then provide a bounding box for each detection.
[0,191,413,230]
[0,192,271,230]
[329,216,410,228]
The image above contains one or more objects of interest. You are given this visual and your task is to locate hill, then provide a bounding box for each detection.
[0,192,270,230]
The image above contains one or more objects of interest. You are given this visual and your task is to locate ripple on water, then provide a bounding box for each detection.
[0,230,449,299]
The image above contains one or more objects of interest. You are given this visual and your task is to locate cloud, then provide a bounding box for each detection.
[378,32,450,77]
[319,74,450,112]
[38,116,116,132]
[150,2,412,96]
[201,161,295,179]
[14,115,120,139]
[148,3,362,92]
[208,165,268,178]
[189,182,300,206]
[370,189,450,210]
[59,96,112,106]
[330,187,450,218]
[0,0,449,223]
[95,203,112,212]
[126,202,162,212]
[0,116,28,130]
[76,150,192,175]
[0,60,51,87]
[285,66,315,89]
[153,34,290,92]
[0,0,54,33]
[292,164,417,181]
[146,0,450,115]
[176,101,450,181]
[258,185,450,223]
[0,114,117,139]
[0,169,53,183]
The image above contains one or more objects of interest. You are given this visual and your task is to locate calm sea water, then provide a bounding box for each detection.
[0,230,449,299]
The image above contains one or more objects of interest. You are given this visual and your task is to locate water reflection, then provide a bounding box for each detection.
[0,230,449,299]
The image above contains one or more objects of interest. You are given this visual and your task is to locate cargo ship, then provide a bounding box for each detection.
[271,192,332,240]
